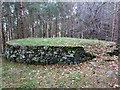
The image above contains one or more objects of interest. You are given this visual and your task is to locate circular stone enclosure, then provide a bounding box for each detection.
[5,38,95,65]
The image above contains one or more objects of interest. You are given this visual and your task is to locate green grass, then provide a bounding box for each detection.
[6,37,107,47]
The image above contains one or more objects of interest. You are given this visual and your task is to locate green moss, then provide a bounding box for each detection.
[6,37,108,47]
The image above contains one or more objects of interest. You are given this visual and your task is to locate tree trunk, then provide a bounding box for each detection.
[55,17,58,37]
[61,3,65,37]
[14,3,21,39]
[2,23,5,53]
[20,1,24,38]
[117,2,120,51]
[38,15,42,37]
[8,3,13,40]
[71,2,74,37]
[112,2,118,41]
[32,24,35,37]
[43,22,47,38]
[0,1,3,53]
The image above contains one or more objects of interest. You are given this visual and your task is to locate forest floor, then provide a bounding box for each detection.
[1,39,119,88]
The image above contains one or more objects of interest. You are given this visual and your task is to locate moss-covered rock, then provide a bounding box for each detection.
[5,43,95,65]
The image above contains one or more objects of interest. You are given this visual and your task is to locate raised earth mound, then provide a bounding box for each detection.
[5,37,96,65]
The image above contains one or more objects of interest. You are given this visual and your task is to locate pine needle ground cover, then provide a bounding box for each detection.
[1,38,119,88]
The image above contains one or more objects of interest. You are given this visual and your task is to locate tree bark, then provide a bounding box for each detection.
[55,17,58,37]
[20,1,24,38]
[0,1,5,54]
[112,2,118,41]
[117,2,120,52]
[0,1,3,53]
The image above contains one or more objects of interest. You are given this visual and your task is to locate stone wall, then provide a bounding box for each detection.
[5,43,95,65]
